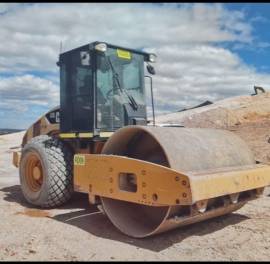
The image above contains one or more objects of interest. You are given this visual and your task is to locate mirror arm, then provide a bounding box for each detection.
[145,75,155,126]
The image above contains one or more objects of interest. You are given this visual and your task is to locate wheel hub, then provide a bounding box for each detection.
[33,166,42,181]
[24,152,43,192]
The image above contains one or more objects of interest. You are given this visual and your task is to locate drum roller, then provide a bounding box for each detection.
[100,126,256,238]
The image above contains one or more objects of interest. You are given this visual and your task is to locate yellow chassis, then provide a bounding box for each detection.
[74,154,270,207]
[14,150,270,207]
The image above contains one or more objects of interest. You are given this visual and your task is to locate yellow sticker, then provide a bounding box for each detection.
[116,49,131,60]
[74,155,85,166]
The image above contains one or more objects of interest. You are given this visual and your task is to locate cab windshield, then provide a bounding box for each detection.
[96,47,145,130]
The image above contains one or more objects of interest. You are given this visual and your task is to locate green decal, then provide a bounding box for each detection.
[74,155,85,166]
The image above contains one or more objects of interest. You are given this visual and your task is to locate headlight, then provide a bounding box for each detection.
[95,43,107,52]
[149,53,157,63]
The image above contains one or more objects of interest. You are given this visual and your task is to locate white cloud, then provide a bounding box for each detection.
[150,44,270,113]
[0,3,24,14]
[0,74,59,110]
[0,3,269,127]
[0,3,253,73]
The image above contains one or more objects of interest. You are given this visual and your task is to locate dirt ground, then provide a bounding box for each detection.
[0,126,270,261]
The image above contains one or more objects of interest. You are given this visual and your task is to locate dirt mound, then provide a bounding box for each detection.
[156,92,270,129]
[157,92,270,164]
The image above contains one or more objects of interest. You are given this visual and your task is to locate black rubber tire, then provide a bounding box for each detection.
[19,135,73,208]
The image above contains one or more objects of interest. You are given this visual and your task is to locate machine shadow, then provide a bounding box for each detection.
[0,185,32,208]
[50,209,249,252]
[0,185,250,252]
[0,185,91,209]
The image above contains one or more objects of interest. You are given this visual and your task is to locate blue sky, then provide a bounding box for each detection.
[224,3,270,72]
[1,3,270,129]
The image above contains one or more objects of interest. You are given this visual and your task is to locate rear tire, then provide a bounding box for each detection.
[19,135,73,208]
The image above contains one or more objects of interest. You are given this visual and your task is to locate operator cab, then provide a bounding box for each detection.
[58,41,156,136]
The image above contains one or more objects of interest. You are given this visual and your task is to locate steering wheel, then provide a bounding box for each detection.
[106,87,121,99]
[126,87,139,91]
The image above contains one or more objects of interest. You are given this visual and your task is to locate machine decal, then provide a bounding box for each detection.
[74,155,85,166]
[116,49,131,60]
[45,108,60,124]
[55,111,60,123]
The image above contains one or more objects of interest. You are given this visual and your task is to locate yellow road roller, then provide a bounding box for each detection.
[13,41,270,238]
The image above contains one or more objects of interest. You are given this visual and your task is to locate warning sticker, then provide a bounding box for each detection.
[116,49,131,60]
[74,155,85,166]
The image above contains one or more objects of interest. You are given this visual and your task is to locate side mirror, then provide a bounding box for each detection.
[147,64,156,75]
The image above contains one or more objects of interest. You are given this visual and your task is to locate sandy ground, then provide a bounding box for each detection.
[0,129,270,261]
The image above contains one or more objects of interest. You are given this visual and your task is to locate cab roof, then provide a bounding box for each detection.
[60,41,152,57]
